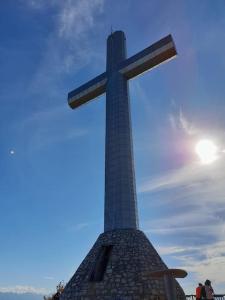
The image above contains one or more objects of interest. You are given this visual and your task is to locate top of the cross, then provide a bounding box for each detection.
[107,30,126,40]
[68,32,177,109]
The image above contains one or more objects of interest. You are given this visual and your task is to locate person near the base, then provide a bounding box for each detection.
[201,279,214,299]
[196,283,203,300]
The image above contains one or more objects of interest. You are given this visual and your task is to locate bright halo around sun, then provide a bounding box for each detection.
[195,139,218,164]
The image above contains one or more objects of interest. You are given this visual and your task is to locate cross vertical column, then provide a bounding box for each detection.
[68,30,177,232]
[104,31,139,231]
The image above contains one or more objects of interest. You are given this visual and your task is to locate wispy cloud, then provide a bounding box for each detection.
[168,102,198,136]
[141,155,225,292]
[26,124,88,151]
[71,222,90,231]
[139,103,225,291]
[17,105,88,151]
[140,155,225,195]
[66,220,102,233]
[0,285,48,294]
[43,276,54,280]
[141,158,225,239]
[25,0,104,41]
[13,1,105,152]
[156,241,225,288]
[27,0,104,95]
[58,0,104,40]
[147,217,225,293]
[24,0,48,10]
[179,110,197,136]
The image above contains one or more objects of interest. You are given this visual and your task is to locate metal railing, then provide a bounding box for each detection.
[186,295,225,300]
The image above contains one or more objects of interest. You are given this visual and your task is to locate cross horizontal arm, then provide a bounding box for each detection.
[119,35,177,79]
[68,72,107,109]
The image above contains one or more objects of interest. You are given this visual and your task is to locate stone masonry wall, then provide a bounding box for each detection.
[60,229,186,300]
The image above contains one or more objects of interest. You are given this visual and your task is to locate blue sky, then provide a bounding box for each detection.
[1,0,225,296]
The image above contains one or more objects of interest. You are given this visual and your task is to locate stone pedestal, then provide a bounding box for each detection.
[60,229,186,300]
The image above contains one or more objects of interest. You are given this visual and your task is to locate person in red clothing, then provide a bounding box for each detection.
[196,283,203,300]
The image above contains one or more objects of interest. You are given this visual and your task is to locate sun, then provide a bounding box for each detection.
[195,139,218,164]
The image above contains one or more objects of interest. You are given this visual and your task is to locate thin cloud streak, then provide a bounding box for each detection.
[141,160,225,292]
[44,276,54,280]
[66,220,102,233]
[140,126,225,293]
[70,222,89,231]
[169,108,198,136]
[157,241,225,287]
[27,0,105,96]
[17,105,89,151]
[140,157,225,194]
[0,285,49,295]
[58,0,104,40]
[152,243,225,293]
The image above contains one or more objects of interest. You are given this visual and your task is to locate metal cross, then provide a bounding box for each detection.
[68,31,177,232]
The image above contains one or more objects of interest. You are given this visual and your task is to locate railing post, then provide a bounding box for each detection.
[185,295,225,299]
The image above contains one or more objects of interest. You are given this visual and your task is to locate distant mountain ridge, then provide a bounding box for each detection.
[0,292,43,300]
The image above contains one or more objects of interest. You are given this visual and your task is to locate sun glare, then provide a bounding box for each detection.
[195,139,218,164]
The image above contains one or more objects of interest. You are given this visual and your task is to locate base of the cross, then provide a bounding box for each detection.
[60,229,186,300]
